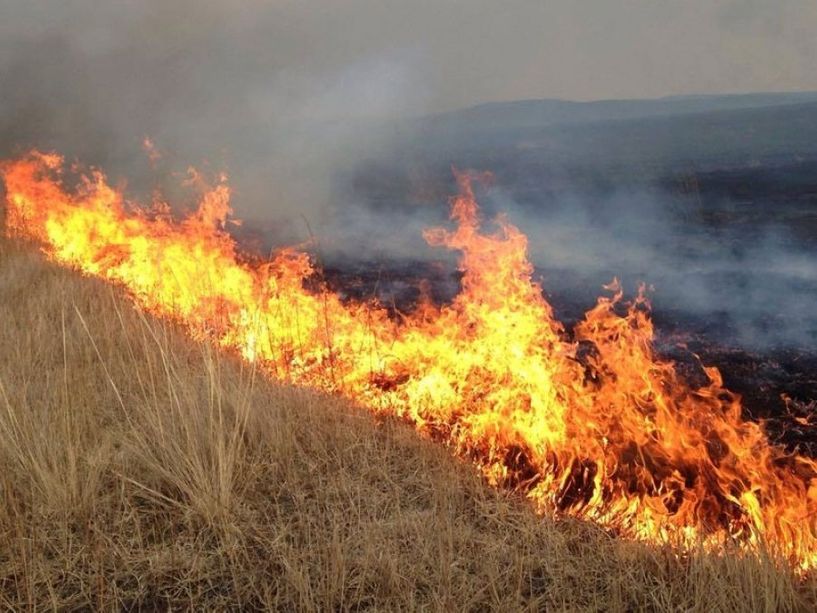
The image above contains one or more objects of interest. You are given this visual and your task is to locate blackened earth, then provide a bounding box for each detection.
[320,260,817,456]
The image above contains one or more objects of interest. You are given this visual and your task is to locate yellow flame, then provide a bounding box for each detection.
[3,151,817,569]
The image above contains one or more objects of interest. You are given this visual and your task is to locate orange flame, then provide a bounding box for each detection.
[3,151,817,568]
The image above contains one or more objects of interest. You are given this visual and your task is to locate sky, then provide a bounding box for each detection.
[2,0,817,124]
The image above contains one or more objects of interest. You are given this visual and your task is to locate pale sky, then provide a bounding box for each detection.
[2,0,817,122]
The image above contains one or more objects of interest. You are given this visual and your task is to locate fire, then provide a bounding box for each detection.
[142,137,161,166]
[3,151,817,568]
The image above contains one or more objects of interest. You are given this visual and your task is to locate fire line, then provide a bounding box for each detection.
[3,151,817,569]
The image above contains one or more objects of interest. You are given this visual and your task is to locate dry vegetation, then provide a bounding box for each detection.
[1,232,816,611]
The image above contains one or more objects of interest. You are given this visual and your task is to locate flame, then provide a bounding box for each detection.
[142,136,162,166]
[3,151,817,568]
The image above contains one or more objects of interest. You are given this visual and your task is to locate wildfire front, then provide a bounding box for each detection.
[3,151,817,569]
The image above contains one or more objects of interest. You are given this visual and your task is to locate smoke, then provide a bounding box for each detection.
[0,0,428,242]
[507,189,817,350]
[2,1,815,352]
[321,155,817,351]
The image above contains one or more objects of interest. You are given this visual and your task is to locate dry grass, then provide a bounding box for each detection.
[1,233,815,611]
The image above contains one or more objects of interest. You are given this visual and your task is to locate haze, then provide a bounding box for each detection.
[3,0,817,124]
[3,0,817,352]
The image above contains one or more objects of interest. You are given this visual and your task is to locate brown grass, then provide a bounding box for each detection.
[1,233,815,611]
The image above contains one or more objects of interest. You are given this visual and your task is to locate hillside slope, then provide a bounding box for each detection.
[0,234,815,611]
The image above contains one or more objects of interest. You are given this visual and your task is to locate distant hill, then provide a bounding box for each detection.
[390,94,817,178]
[426,91,817,133]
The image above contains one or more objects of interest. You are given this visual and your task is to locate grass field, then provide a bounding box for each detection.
[1,232,816,611]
